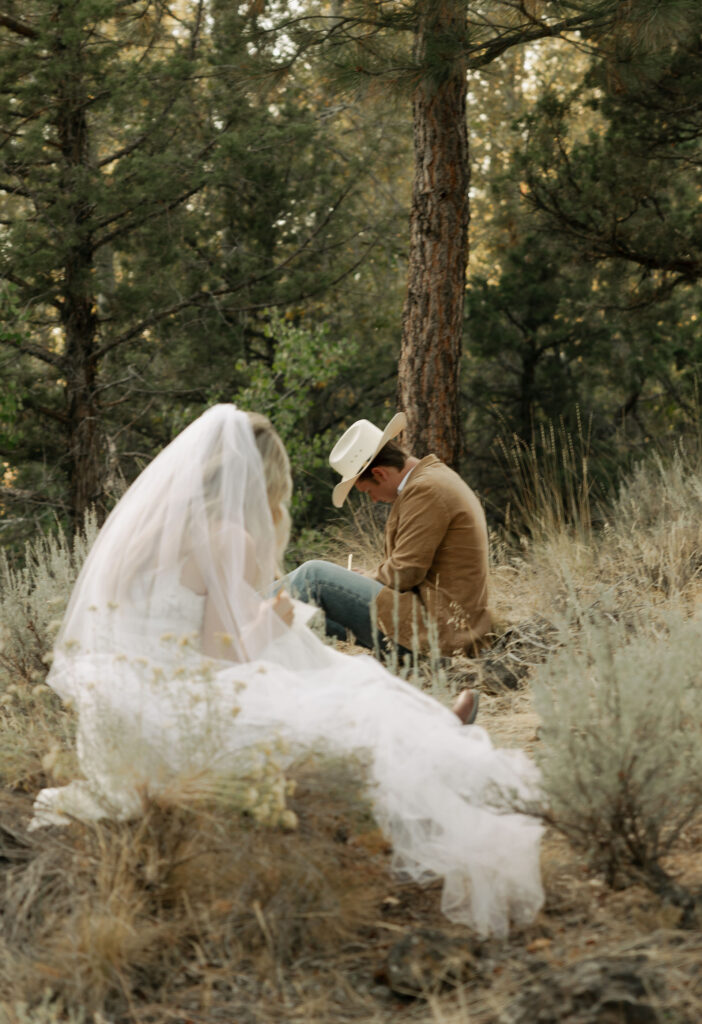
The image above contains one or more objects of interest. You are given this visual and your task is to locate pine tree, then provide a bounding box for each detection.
[521,4,702,287]
[0,2,217,526]
[296,0,630,465]
[459,4,702,514]
[0,0,390,535]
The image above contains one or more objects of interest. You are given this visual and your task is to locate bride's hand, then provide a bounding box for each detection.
[272,590,295,627]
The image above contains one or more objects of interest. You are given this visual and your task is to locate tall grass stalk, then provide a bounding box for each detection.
[498,414,596,547]
[321,494,388,572]
[0,756,386,1021]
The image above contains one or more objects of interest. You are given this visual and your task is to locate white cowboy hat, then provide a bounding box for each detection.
[329,412,407,508]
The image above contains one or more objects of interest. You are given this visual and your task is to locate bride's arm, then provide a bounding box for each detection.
[182,526,292,661]
[200,586,293,660]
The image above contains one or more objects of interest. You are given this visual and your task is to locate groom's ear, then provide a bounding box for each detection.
[371,465,390,483]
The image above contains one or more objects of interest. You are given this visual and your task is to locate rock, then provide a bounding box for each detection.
[381,927,481,997]
[477,618,559,692]
[480,658,528,692]
[499,954,667,1024]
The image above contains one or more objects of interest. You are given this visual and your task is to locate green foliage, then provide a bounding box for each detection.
[533,603,702,895]
[4,0,700,546]
[463,228,616,522]
[517,3,702,297]
[462,15,702,520]
[234,316,360,530]
[0,0,406,536]
[0,385,23,454]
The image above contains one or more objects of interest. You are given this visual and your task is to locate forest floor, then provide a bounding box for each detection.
[3,469,702,1024]
[6,672,700,1024]
[257,661,702,1024]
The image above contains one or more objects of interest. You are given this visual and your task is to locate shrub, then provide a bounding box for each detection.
[233,316,360,531]
[604,447,702,598]
[532,603,702,905]
[0,515,98,791]
[0,512,98,690]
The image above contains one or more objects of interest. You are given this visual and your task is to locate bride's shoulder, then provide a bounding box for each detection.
[208,518,254,547]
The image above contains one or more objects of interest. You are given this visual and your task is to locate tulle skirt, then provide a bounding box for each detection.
[33,622,544,938]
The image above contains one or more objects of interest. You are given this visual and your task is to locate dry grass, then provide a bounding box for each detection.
[2,678,702,1024]
[2,449,702,1023]
[0,757,404,1023]
[319,495,389,574]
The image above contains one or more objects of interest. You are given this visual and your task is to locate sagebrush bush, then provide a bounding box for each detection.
[0,512,98,689]
[0,514,98,792]
[491,446,702,644]
[532,603,702,897]
[604,448,702,598]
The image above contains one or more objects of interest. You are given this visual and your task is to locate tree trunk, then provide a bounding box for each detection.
[398,0,469,467]
[54,13,104,527]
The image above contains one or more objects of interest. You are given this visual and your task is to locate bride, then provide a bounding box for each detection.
[33,405,543,937]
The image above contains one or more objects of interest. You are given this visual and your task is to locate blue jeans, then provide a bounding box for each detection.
[280,559,411,659]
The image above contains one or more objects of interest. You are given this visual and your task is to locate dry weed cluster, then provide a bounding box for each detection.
[0,758,391,1024]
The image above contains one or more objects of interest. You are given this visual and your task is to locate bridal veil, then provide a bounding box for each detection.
[34,405,544,938]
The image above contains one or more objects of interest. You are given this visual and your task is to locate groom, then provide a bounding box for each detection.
[285,413,493,681]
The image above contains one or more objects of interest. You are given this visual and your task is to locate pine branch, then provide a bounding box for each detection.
[0,483,64,508]
[96,65,199,169]
[466,10,613,70]
[94,178,361,358]
[92,180,203,248]
[1,272,63,313]
[0,13,38,40]
[0,182,32,199]
[526,186,702,282]
[18,394,70,425]
[92,124,223,244]
[0,332,64,369]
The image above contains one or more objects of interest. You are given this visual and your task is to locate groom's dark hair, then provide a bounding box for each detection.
[358,439,408,479]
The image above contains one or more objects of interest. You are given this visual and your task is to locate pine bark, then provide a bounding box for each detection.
[54,14,103,526]
[398,0,469,467]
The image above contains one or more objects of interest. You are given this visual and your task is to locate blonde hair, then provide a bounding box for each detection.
[246,411,292,567]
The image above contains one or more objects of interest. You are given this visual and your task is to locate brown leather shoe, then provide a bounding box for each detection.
[452,688,480,725]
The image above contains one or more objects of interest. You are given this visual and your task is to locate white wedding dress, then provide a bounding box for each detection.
[32,406,544,938]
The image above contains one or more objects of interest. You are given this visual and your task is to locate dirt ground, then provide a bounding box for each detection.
[272,674,702,1024]
[174,677,702,1024]
[2,659,700,1024]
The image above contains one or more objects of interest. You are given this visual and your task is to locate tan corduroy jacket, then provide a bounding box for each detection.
[372,455,492,656]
